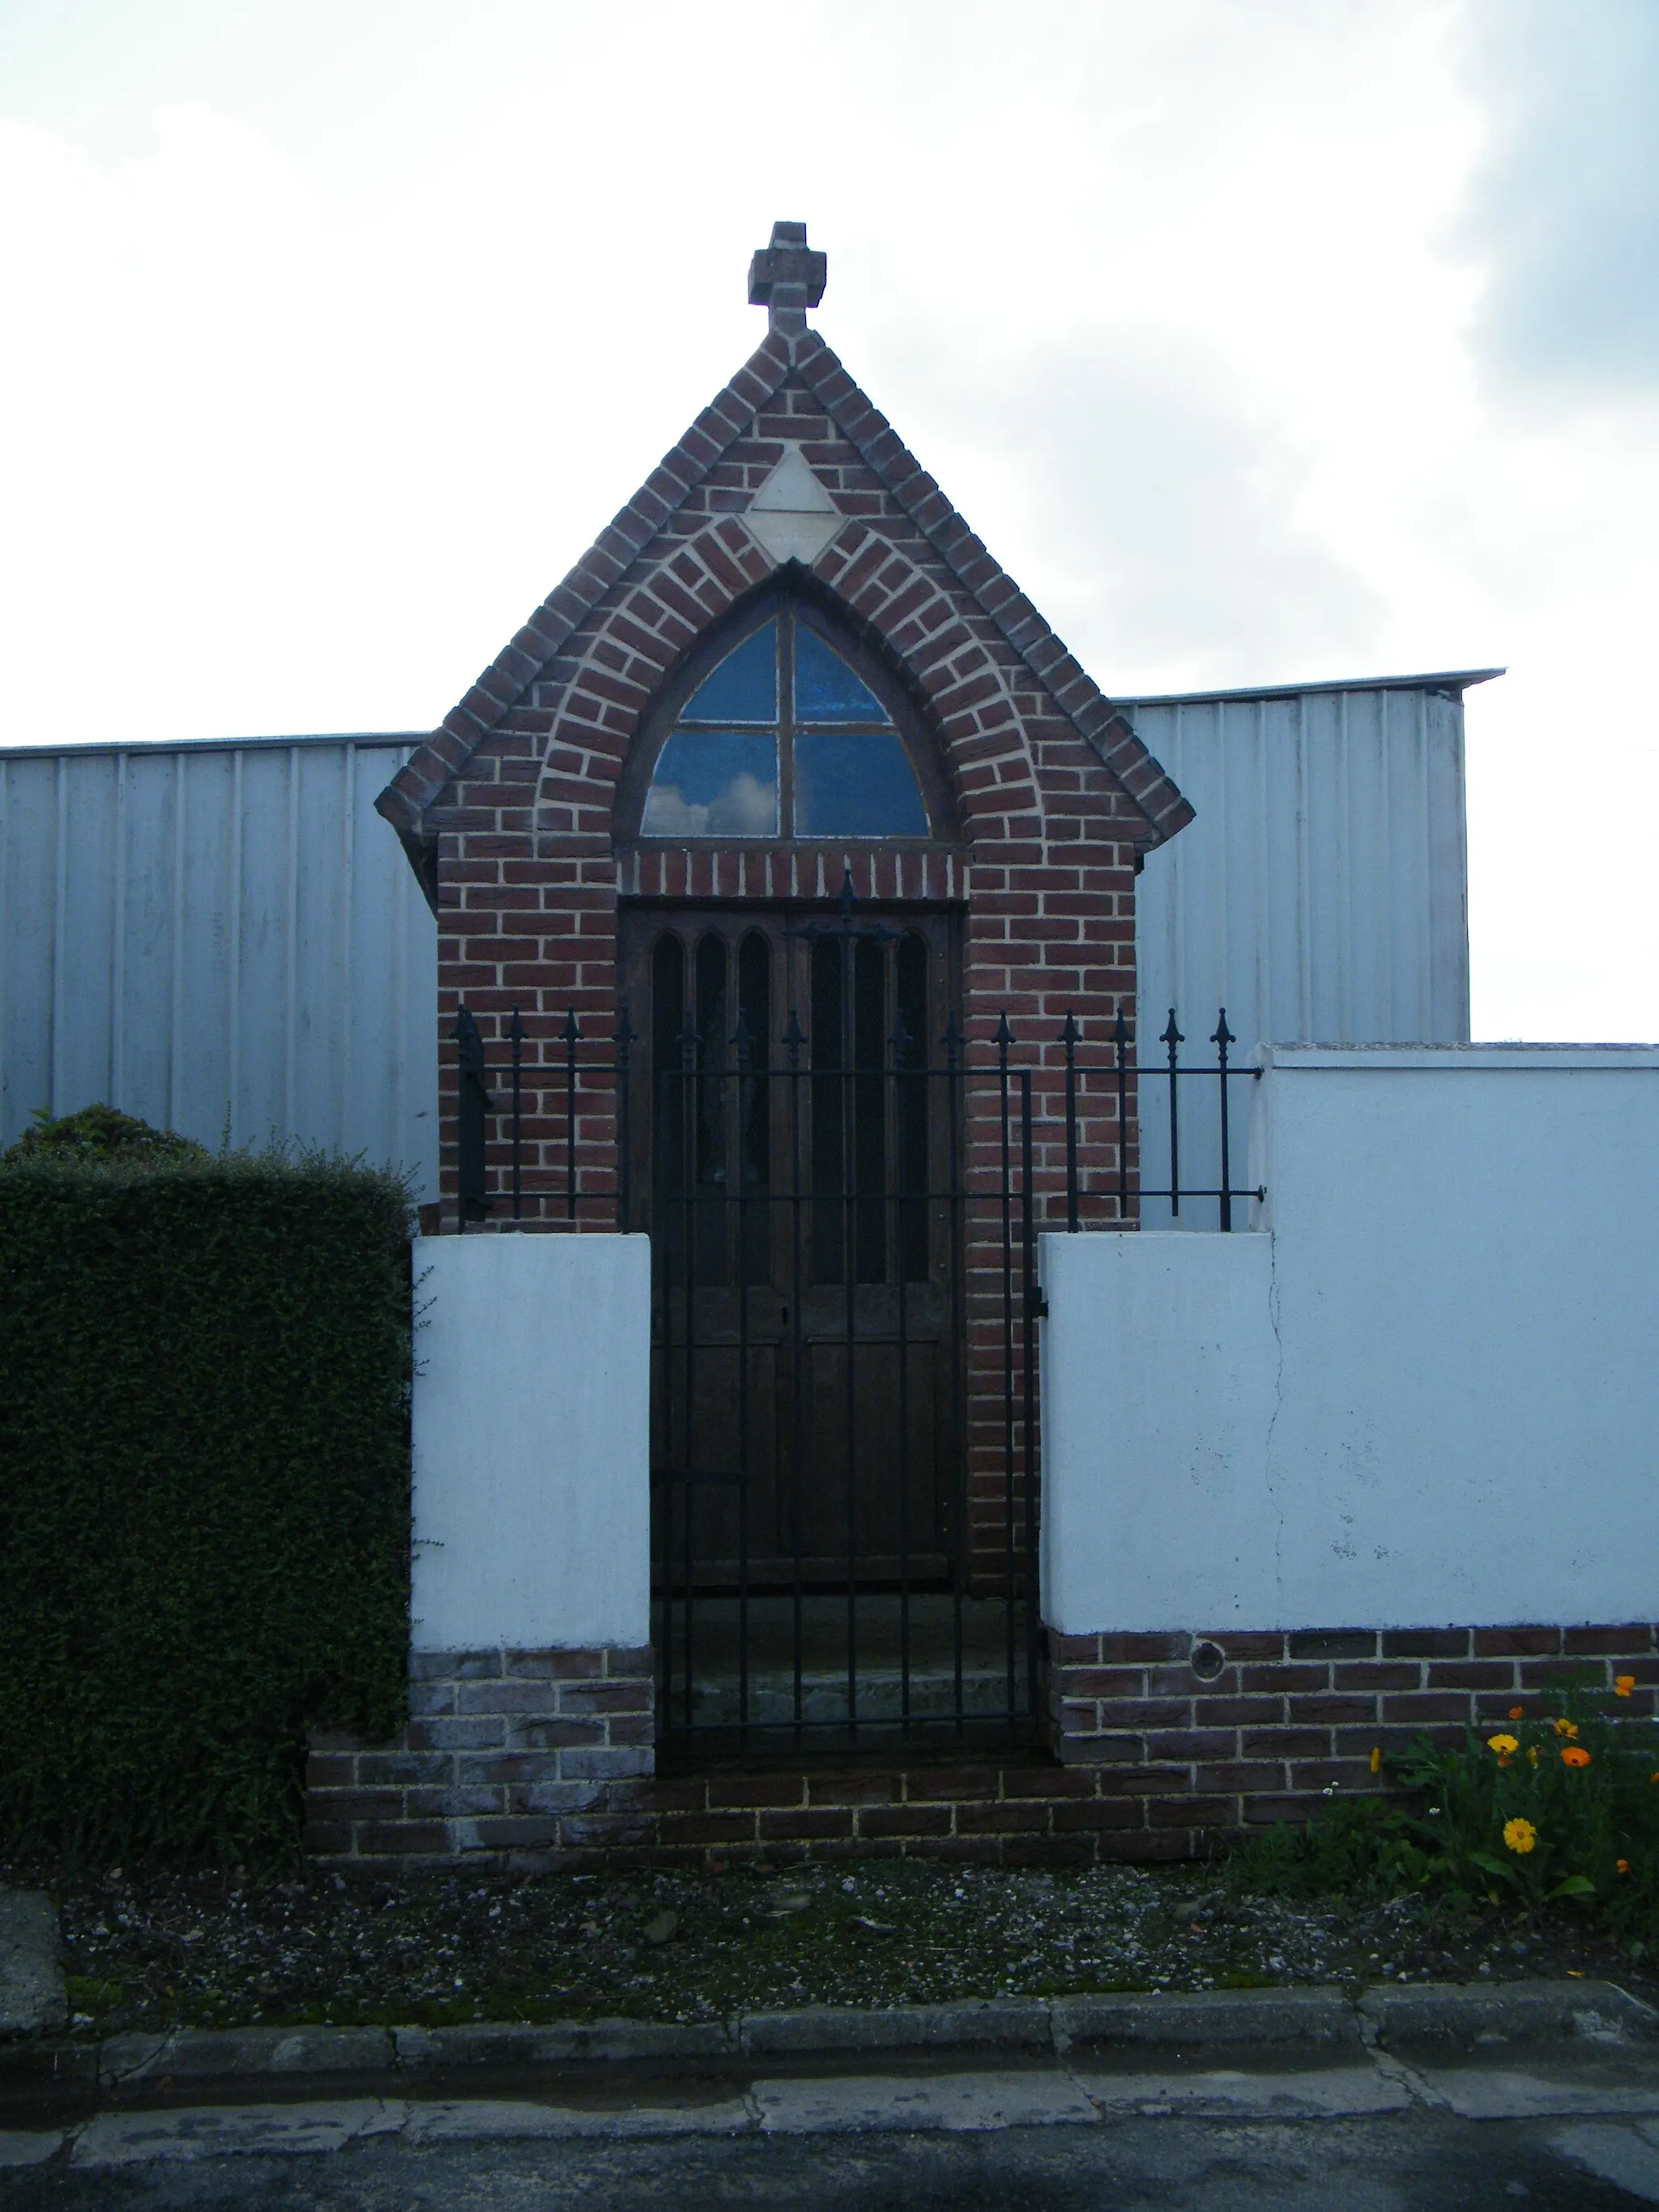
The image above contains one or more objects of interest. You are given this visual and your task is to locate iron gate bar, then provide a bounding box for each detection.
[509,1008,525,1221]
[736,1008,753,1726]
[1214,1011,1236,1233]
[996,1015,1017,1726]
[1021,1063,1039,1720]
[787,1009,806,1729]
[1161,1008,1183,1217]
[892,1007,915,1724]
[561,1010,579,1221]
[648,1031,1038,1742]
[1114,1008,1131,1223]
[1061,1011,1081,1234]
[945,1011,966,1728]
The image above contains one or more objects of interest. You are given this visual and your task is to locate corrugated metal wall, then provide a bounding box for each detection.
[1124,676,1478,1228]
[0,677,1482,1221]
[0,737,438,1197]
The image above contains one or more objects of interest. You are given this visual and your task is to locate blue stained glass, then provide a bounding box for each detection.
[795,730,928,837]
[682,622,778,722]
[794,626,889,722]
[642,729,778,837]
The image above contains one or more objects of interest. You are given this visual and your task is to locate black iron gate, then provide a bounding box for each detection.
[450,967,1265,1758]
[632,897,1039,1756]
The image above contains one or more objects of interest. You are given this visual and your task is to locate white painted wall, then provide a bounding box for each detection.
[1041,1046,1659,1633]
[411,1234,651,1652]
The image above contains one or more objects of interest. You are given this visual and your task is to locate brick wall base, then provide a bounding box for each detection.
[1046,1622,1659,1843]
[303,1625,1659,1869]
[305,1647,655,1863]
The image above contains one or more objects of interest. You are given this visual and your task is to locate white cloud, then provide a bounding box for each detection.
[912,330,1383,688]
[0,0,1655,1038]
[1455,0,1659,401]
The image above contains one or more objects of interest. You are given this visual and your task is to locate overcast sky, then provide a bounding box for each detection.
[2,0,1655,1040]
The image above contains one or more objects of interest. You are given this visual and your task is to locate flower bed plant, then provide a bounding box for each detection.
[1236,1671,1659,1952]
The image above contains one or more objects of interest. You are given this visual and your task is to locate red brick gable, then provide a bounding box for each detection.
[373,326,1192,874]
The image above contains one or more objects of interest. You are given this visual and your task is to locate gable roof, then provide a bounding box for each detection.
[375,325,1193,866]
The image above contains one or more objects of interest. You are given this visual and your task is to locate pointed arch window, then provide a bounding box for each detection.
[640,606,932,840]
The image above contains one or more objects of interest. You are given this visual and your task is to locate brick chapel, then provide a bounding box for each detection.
[373,221,1195,1767]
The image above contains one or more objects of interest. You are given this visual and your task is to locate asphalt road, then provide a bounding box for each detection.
[5,2113,1659,2211]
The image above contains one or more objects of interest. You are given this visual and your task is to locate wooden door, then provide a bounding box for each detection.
[621,903,962,1594]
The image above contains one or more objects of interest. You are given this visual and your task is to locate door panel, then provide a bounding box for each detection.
[622,903,960,1594]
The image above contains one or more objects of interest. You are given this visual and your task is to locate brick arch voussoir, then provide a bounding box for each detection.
[531,520,768,832]
[805,532,1043,836]
[530,521,1043,841]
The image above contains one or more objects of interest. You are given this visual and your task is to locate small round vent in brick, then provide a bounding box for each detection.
[1191,1639,1226,1682]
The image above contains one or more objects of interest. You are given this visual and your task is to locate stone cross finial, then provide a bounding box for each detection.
[748,220,826,339]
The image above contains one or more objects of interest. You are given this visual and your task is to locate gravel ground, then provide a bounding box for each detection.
[5,1854,1655,2038]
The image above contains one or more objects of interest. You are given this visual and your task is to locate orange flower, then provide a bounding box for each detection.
[1508,1706,1524,1721]
[1615,1676,1636,1697]
[1618,1859,1631,1874]
[1562,1745,1592,1769]
[1553,1720,1579,1738]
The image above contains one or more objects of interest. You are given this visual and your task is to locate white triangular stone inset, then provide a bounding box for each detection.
[744,445,843,566]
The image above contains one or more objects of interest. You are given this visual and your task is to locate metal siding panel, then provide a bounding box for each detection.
[1427,691,1472,1042]
[291,743,351,1149]
[1133,680,1469,1055]
[53,753,120,1115]
[1,757,60,1135]
[230,745,294,1149]
[2,737,437,1191]
[114,752,179,1130]
[173,748,237,1145]
[1129,680,1472,1226]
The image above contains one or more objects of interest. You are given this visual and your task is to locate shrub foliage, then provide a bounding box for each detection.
[0,1144,412,1865]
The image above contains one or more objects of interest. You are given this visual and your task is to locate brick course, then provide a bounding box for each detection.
[305,1624,1659,1868]
[306,1647,654,1861]
[1047,1623,1659,1837]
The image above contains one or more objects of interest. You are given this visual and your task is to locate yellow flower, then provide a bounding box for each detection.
[1553,1719,1579,1737]
[1615,1676,1636,1697]
[1504,1818,1537,1854]
[1486,1733,1519,1757]
[1562,1745,1592,1769]
[1526,1745,1538,1767]
[1369,1745,1381,1775]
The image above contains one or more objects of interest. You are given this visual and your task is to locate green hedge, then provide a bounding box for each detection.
[0,1152,412,1865]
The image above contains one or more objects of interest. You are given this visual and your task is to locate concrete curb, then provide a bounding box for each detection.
[1358,1980,1657,2046]
[0,1890,65,2037]
[4,1981,1656,2094]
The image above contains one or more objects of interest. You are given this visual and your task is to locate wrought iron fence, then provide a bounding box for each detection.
[450,999,1264,1233]
[446,995,1264,1753]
